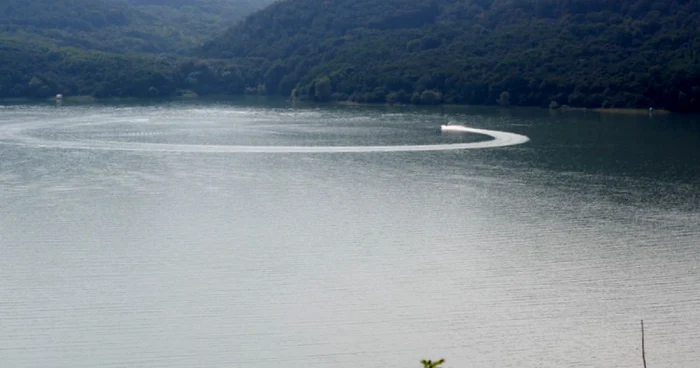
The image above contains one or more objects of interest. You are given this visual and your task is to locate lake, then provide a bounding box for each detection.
[1,99,699,368]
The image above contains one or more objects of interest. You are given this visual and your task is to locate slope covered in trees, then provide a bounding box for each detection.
[0,37,267,99]
[0,0,272,54]
[0,0,272,98]
[202,0,700,112]
[124,0,272,51]
[3,0,699,112]
[0,38,176,98]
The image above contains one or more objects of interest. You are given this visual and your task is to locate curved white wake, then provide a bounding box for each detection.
[0,119,529,153]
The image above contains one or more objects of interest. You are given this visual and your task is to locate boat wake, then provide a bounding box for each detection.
[0,118,529,153]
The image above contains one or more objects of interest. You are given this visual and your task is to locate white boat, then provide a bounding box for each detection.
[440,124,469,132]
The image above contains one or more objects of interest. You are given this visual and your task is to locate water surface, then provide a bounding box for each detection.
[1,100,699,368]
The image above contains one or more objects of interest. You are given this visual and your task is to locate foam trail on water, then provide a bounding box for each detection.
[0,119,529,153]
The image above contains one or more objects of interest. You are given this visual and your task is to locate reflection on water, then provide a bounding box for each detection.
[1,100,699,368]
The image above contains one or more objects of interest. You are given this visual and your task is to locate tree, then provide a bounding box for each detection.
[420,90,442,104]
[314,76,332,101]
[148,86,160,97]
[264,61,287,94]
[497,91,511,106]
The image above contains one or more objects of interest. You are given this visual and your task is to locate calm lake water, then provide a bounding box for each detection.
[1,99,699,368]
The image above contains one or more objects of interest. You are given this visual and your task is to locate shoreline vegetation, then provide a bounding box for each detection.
[336,99,674,114]
[1,95,677,116]
[2,1,698,113]
[556,106,671,115]
[200,0,700,113]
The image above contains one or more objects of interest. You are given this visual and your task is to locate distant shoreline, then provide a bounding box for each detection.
[0,96,679,115]
[557,106,671,115]
[335,100,675,115]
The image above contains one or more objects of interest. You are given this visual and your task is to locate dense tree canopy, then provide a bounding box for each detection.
[124,0,271,52]
[0,38,176,98]
[0,38,268,99]
[202,0,700,112]
[0,0,271,99]
[2,0,699,112]
[0,0,272,54]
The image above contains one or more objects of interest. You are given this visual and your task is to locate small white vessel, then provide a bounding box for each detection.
[441,124,469,132]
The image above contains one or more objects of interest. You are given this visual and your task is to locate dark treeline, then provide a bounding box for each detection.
[202,0,700,112]
[2,0,699,112]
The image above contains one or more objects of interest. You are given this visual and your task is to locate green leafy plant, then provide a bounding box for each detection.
[421,358,445,368]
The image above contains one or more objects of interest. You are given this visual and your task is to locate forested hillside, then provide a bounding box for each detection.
[0,37,267,99]
[0,0,272,54]
[125,0,271,51]
[0,38,176,98]
[2,0,699,112]
[0,0,271,99]
[202,0,700,112]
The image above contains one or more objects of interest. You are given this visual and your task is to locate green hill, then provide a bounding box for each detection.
[3,0,699,111]
[0,37,267,99]
[202,0,700,112]
[0,0,272,54]
[0,0,271,99]
[124,0,272,51]
[0,38,177,98]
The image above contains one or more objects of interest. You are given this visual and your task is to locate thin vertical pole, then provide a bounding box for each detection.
[641,320,647,368]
